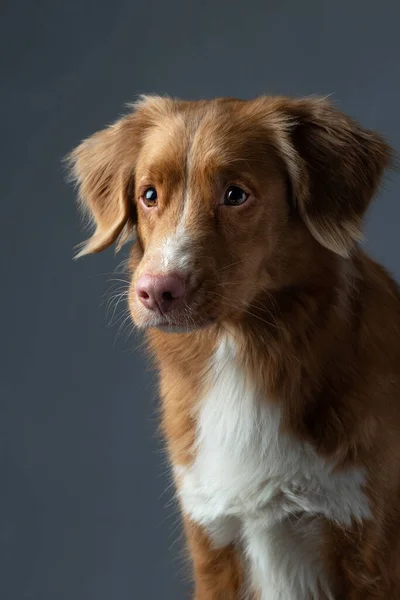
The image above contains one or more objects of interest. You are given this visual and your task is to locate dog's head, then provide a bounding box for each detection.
[68,95,391,332]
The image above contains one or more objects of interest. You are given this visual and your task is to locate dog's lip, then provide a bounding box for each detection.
[145,315,217,332]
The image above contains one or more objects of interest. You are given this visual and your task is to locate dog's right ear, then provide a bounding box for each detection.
[67,116,136,258]
[67,95,173,258]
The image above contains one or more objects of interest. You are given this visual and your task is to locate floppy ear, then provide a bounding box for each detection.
[272,98,393,257]
[67,114,144,258]
[68,96,177,258]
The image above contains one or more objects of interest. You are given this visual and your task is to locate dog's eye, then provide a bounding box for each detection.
[142,187,158,207]
[224,186,249,206]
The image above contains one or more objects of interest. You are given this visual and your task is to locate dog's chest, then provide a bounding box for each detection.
[175,335,369,599]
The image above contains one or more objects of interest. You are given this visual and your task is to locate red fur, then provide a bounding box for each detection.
[69,95,400,598]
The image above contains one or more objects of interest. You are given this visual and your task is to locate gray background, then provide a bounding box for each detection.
[1,1,400,599]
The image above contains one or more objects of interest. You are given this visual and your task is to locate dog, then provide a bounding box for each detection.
[68,95,400,599]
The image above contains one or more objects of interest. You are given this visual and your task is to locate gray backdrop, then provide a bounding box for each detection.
[1,1,399,599]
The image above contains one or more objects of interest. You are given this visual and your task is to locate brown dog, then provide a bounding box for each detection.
[69,95,400,599]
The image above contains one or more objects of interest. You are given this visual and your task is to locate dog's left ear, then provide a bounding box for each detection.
[265,97,393,257]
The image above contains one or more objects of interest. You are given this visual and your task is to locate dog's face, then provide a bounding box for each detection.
[129,99,292,331]
[69,96,390,332]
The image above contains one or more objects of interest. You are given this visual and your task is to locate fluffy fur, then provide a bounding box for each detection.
[69,94,400,599]
[176,334,369,599]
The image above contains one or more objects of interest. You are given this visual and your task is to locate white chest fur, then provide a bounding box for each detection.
[175,335,370,600]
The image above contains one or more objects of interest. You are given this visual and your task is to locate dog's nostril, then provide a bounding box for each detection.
[162,291,174,302]
[138,290,150,300]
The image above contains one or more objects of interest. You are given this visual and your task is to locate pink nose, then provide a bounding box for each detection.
[136,274,186,314]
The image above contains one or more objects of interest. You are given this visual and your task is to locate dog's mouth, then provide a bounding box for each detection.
[156,320,215,334]
[144,314,217,334]
[130,278,223,332]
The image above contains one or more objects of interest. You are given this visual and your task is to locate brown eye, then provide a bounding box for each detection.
[142,187,158,207]
[224,185,249,206]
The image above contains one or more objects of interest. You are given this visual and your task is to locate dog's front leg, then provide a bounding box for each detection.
[183,518,245,600]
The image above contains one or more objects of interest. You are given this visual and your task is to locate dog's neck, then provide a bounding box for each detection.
[146,249,362,466]
[148,244,357,369]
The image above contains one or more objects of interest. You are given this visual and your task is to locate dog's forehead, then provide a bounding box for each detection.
[137,112,189,178]
[137,100,272,181]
